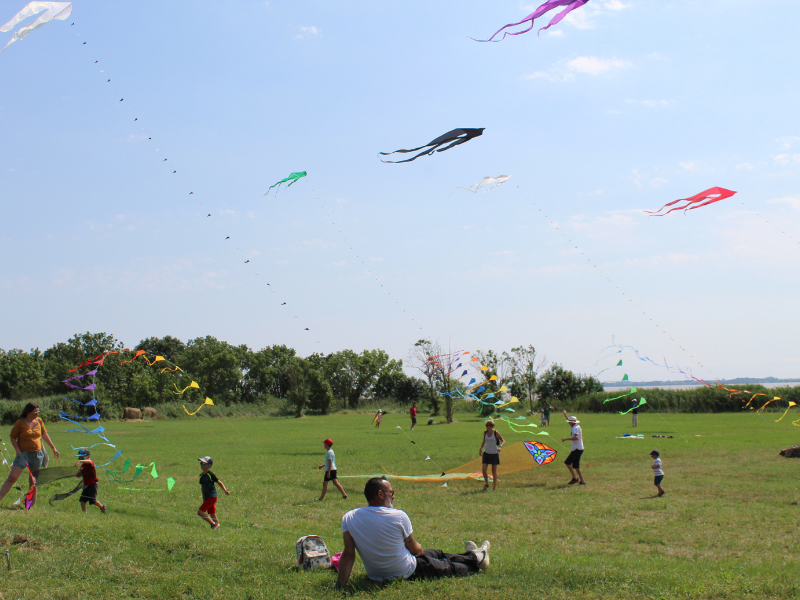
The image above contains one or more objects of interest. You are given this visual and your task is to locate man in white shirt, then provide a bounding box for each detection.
[336,477,490,590]
[561,410,585,485]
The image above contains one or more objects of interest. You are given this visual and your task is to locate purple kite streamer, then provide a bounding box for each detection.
[62,382,96,391]
[475,0,589,42]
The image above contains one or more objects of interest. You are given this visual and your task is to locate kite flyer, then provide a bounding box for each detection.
[75,448,107,514]
[561,411,585,485]
[478,419,505,492]
[650,450,665,496]
[197,456,229,529]
[410,403,418,431]
[373,410,382,429]
[317,438,347,501]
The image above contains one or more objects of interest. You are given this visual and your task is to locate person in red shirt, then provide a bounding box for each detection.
[409,403,418,431]
[75,449,107,514]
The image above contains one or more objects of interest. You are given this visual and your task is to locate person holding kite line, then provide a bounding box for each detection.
[373,410,383,429]
[409,403,418,431]
[631,398,639,428]
[336,477,490,590]
[478,419,505,492]
[561,411,585,485]
[0,403,60,507]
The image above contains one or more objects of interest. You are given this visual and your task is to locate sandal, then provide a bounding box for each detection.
[481,484,490,491]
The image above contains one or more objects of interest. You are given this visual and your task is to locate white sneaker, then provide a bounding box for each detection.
[212,523,221,530]
[476,540,490,570]
[465,540,478,552]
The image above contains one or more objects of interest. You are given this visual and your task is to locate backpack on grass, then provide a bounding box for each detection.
[296,535,331,570]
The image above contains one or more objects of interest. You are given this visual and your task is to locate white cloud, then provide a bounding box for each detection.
[625,253,701,268]
[650,177,669,187]
[777,136,800,150]
[332,261,346,267]
[773,153,800,166]
[767,196,800,210]
[526,55,630,81]
[736,162,754,170]
[604,0,630,10]
[680,161,700,171]
[296,25,319,39]
[566,56,630,75]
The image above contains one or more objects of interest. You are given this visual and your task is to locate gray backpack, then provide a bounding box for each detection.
[296,535,331,570]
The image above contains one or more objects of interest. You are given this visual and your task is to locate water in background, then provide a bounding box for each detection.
[604,381,800,392]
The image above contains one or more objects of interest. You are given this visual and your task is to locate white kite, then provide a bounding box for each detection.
[453,175,512,194]
[1,2,72,53]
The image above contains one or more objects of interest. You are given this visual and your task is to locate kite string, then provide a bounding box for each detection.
[385,415,447,475]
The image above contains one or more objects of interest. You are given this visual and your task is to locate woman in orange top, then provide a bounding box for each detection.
[0,402,60,508]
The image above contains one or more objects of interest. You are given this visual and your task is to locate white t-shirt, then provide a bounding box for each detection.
[652,457,663,476]
[341,506,417,581]
[570,424,584,451]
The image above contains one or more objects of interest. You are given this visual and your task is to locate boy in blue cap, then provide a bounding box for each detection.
[197,456,229,530]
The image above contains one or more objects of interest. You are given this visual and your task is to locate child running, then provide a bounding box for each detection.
[75,449,107,514]
[317,438,347,501]
[197,456,229,530]
[650,450,665,496]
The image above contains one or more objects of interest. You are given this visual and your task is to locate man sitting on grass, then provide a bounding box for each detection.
[335,477,490,590]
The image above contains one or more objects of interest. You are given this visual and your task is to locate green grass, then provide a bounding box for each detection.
[1,410,798,599]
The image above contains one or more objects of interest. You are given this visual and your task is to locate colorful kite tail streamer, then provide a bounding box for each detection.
[183,397,214,416]
[775,401,797,422]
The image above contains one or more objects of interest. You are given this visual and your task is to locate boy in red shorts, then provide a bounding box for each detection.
[75,448,107,514]
[197,456,229,530]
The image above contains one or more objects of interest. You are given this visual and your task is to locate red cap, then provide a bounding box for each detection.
[323,438,333,446]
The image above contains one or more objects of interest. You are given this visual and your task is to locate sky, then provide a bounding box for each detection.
[1,0,799,382]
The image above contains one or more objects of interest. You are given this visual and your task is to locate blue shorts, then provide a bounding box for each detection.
[654,475,664,485]
[12,449,44,471]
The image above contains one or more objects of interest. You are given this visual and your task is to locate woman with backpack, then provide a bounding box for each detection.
[478,419,505,492]
[0,402,60,508]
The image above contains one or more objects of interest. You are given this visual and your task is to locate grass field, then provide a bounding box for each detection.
[0,409,798,599]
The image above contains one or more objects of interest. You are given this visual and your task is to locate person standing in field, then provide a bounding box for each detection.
[650,450,665,496]
[478,419,505,492]
[409,403,418,431]
[540,409,546,427]
[75,448,107,514]
[631,398,639,428]
[373,410,383,429]
[317,438,347,501]
[197,456,229,530]
[0,402,60,508]
[561,411,585,485]
[543,403,553,427]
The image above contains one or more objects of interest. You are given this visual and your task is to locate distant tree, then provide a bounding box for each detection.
[0,348,47,399]
[537,363,588,405]
[286,358,311,417]
[179,336,248,405]
[408,340,442,416]
[135,336,187,364]
[508,345,548,414]
[472,349,516,417]
[242,345,297,400]
[306,369,334,414]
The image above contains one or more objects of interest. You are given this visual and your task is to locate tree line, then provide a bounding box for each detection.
[0,333,605,420]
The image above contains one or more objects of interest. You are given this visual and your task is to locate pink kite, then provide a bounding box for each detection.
[646,187,737,217]
[475,0,589,42]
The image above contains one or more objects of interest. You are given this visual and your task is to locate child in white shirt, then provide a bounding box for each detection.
[650,450,665,497]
